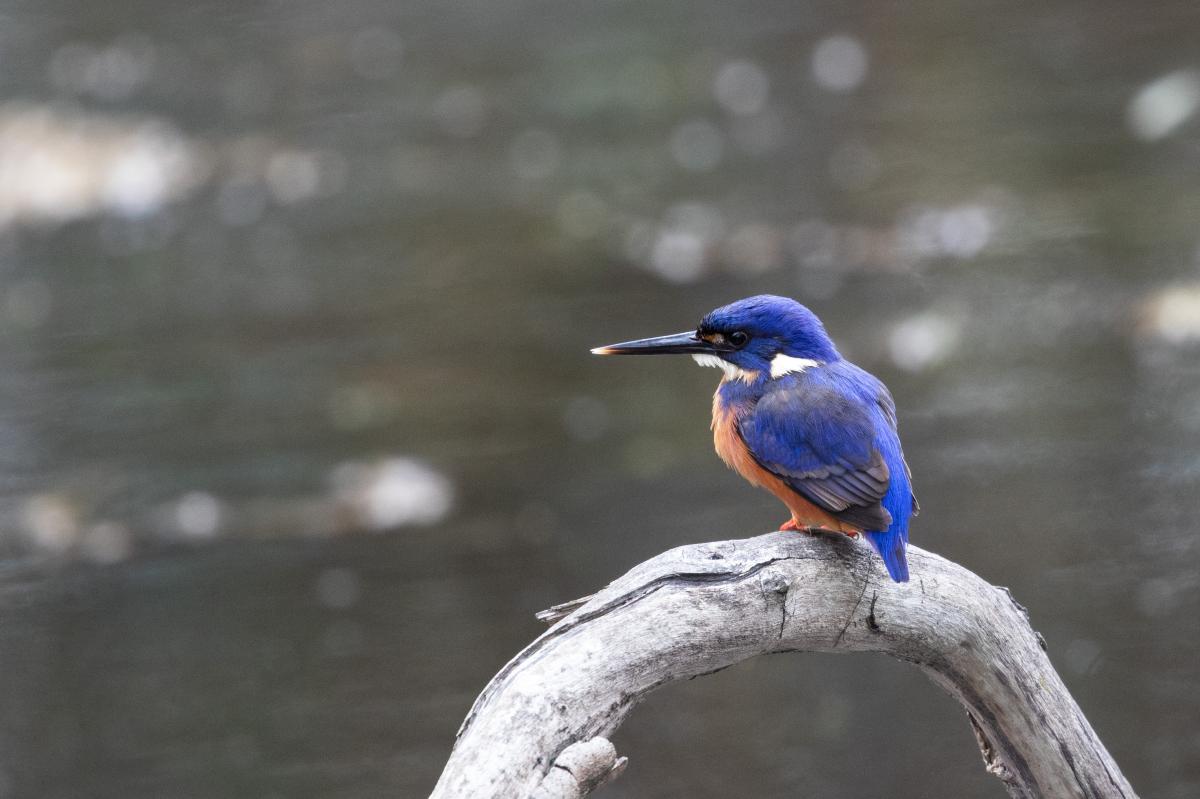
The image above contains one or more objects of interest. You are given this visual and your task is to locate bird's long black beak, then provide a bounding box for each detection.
[591,331,728,356]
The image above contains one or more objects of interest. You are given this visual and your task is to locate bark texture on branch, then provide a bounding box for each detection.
[431,532,1136,799]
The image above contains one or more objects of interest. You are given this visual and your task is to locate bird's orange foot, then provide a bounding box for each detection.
[780,519,829,535]
[779,519,860,539]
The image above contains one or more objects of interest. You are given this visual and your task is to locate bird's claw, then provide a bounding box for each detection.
[779,519,859,539]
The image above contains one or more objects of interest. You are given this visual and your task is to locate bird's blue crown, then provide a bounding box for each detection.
[697,295,840,373]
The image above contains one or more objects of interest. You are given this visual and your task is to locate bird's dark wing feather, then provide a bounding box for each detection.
[738,380,893,530]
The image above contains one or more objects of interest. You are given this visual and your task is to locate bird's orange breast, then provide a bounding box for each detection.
[712,388,858,533]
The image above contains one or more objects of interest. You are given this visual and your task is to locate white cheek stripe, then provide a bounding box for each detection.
[692,353,754,382]
[770,354,822,378]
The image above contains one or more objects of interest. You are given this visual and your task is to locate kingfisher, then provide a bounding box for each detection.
[592,295,917,582]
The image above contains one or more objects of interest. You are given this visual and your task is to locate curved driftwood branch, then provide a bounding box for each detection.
[431,532,1137,799]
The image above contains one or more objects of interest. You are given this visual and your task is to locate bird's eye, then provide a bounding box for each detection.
[728,331,749,348]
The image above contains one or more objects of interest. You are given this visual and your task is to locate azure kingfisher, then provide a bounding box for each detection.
[592,295,917,582]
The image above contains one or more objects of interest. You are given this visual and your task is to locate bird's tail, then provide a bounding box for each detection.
[864,529,909,583]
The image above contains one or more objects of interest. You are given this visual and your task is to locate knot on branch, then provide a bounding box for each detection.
[529,737,627,799]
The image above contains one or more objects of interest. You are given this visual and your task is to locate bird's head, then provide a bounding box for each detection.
[592,295,840,382]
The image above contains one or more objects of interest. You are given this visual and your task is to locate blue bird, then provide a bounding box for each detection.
[592,295,918,582]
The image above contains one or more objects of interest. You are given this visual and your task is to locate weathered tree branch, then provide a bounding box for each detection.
[431,532,1137,799]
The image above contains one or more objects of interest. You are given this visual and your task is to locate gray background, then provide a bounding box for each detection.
[0,1,1197,797]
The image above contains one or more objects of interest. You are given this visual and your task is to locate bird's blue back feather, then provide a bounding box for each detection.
[864,530,909,582]
[865,429,912,582]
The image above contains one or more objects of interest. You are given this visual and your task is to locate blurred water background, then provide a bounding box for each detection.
[0,1,1198,797]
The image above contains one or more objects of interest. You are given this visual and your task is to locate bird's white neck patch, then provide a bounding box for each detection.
[770,354,822,378]
[692,353,757,383]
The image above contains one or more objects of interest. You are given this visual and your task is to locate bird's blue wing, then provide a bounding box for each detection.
[873,379,919,516]
[737,377,893,531]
